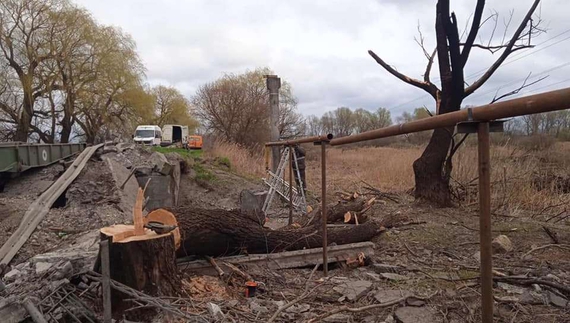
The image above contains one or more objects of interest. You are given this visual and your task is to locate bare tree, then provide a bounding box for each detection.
[193,67,302,146]
[369,0,543,206]
[306,115,323,136]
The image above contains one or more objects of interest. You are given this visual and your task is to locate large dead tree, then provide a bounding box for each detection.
[369,0,542,206]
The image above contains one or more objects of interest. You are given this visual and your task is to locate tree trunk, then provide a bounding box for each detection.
[100,230,180,299]
[60,114,72,143]
[302,198,367,226]
[60,94,75,143]
[14,97,33,142]
[413,127,454,206]
[172,206,383,257]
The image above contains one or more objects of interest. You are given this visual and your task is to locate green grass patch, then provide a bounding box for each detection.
[214,156,231,169]
[193,163,216,182]
[152,146,202,159]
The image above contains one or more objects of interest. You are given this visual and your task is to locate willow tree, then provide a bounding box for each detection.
[369,0,542,206]
[0,0,67,142]
[74,26,145,143]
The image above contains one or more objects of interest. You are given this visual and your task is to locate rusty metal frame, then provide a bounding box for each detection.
[264,87,570,319]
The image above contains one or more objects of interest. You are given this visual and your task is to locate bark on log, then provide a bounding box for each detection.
[302,199,367,226]
[172,206,383,257]
[100,226,180,302]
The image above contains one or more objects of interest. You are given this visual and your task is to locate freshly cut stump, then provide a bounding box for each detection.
[100,225,180,298]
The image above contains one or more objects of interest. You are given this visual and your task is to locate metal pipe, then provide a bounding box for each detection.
[264,146,271,171]
[321,142,328,276]
[23,298,48,323]
[100,239,112,323]
[478,122,493,323]
[289,146,294,225]
[266,134,334,147]
[331,87,570,146]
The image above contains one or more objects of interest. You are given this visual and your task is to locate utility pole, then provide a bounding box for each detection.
[266,75,281,172]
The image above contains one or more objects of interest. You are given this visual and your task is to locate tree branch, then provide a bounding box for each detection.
[460,43,534,54]
[490,72,548,103]
[465,0,541,97]
[460,0,486,67]
[424,47,437,84]
[368,50,438,99]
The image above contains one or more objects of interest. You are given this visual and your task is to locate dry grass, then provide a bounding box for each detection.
[209,139,570,220]
[206,139,265,179]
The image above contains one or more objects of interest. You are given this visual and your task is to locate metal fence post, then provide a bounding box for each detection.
[289,146,294,225]
[478,122,493,323]
[321,141,328,276]
[100,239,112,323]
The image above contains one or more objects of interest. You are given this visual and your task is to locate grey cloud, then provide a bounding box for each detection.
[74,0,570,118]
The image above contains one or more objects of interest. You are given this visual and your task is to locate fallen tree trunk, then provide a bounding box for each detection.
[302,198,367,226]
[172,206,383,257]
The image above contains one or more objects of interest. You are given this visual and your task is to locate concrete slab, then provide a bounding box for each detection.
[333,280,372,302]
[394,307,437,323]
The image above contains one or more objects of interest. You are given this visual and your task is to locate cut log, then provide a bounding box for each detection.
[145,209,181,249]
[302,198,367,226]
[172,206,383,256]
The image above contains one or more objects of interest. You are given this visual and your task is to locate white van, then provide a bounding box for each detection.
[161,125,188,147]
[133,125,162,146]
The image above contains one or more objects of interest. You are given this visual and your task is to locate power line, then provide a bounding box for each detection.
[387,28,570,112]
[467,61,570,101]
[506,78,570,98]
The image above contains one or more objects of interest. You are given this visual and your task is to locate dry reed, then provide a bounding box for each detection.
[208,139,570,220]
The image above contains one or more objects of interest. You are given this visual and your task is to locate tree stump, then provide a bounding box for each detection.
[98,188,182,317]
[100,226,180,298]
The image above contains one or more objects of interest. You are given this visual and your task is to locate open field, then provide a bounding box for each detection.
[208,139,570,223]
[202,139,570,322]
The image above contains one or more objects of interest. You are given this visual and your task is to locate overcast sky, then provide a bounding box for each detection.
[74,0,570,118]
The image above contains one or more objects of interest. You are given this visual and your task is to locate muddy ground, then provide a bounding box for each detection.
[1,145,569,322]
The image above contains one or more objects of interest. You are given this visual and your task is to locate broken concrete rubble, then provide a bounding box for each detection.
[206,302,225,320]
[394,306,437,323]
[374,289,411,303]
[492,235,513,253]
[333,280,372,302]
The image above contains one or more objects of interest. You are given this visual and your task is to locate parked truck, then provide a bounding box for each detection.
[187,135,203,149]
[161,125,188,147]
[133,125,162,146]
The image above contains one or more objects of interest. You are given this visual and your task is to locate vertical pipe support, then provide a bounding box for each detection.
[100,239,112,323]
[289,146,294,225]
[478,122,493,323]
[264,146,271,171]
[321,141,328,276]
[266,75,281,172]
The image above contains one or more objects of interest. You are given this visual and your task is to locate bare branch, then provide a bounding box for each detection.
[465,0,541,97]
[490,72,548,103]
[368,50,438,99]
[424,47,437,83]
[414,22,431,60]
[460,0,485,67]
[460,42,534,54]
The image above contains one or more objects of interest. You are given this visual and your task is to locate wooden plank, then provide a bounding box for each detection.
[100,240,112,323]
[0,144,104,267]
[178,242,374,273]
